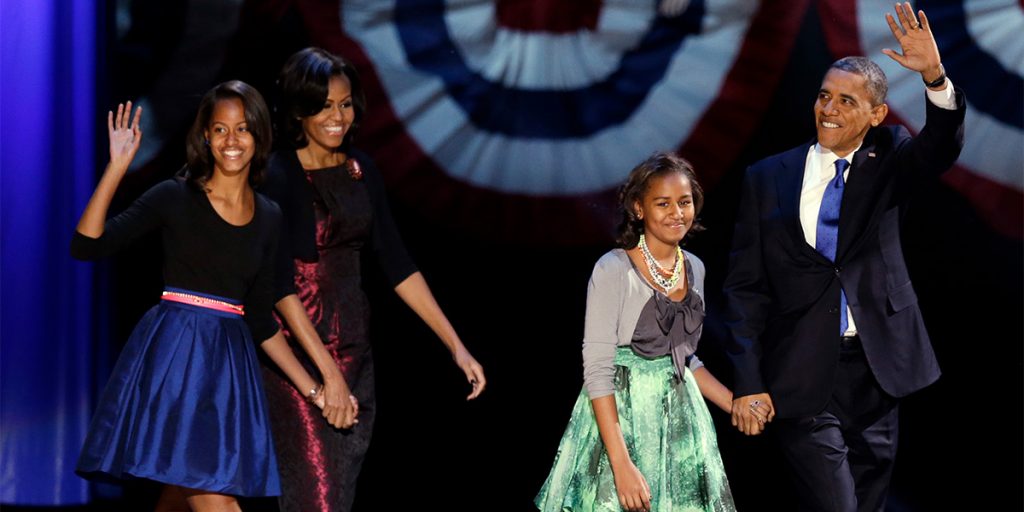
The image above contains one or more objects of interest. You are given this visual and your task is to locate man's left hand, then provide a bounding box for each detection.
[882,2,943,82]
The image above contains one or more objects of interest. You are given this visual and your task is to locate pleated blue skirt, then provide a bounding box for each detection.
[76,290,281,497]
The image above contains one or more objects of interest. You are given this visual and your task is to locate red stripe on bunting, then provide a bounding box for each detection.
[885,111,1024,238]
[679,0,811,192]
[942,165,1024,237]
[496,0,601,33]
[816,0,860,59]
[295,0,348,50]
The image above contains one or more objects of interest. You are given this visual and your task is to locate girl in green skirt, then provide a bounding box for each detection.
[536,153,770,511]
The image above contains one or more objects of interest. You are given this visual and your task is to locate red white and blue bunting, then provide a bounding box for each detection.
[127,0,1021,241]
[332,0,806,243]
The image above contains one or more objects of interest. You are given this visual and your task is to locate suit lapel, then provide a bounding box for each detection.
[774,142,825,262]
[837,128,882,261]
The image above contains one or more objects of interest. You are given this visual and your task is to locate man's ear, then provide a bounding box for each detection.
[870,103,889,127]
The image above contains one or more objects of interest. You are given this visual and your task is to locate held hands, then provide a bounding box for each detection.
[314,376,359,429]
[731,393,775,436]
[452,345,487,400]
[108,101,142,173]
[882,3,943,82]
[612,459,652,512]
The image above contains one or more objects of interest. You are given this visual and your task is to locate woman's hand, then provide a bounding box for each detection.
[732,393,775,436]
[108,101,142,173]
[612,460,652,512]
[318,376,358,429]
[452,346,486,400]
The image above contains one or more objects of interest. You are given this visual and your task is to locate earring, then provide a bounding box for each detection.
[204,139,210,146]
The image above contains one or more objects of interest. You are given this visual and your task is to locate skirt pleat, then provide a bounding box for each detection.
[536,348,734,511]
[76,299,280,497]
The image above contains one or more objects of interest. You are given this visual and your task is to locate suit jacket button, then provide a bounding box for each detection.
[829,307,839,313]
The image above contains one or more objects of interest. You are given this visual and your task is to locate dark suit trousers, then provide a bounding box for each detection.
[773,337,899,512]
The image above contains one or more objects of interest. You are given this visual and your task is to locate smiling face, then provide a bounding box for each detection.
[301,75,355,155]
[204,97,255,177]
[634,172,694,249]
[814,68,889,157]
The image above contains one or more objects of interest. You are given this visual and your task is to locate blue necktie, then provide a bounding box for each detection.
[816,158,849,334]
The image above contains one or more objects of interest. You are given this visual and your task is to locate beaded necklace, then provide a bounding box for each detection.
[638,233,683,293]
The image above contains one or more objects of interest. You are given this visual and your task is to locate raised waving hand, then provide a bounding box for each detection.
[882,3,944,84]
[108,101,143,172]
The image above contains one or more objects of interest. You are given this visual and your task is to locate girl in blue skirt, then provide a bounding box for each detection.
[73,81,357,510]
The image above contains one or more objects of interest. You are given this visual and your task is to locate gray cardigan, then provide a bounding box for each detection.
[581,248,706,399]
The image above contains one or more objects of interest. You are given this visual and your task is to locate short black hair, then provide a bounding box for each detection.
[275,47,366,150]
[183,80,272,189]
[831,56,888,106]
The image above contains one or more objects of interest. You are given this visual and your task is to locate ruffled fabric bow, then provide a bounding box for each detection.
[631,289,705,381]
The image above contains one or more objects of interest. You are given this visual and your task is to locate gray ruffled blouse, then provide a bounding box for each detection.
[581,249,706,399]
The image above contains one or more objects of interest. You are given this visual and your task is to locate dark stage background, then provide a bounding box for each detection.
[2,1,1021,510]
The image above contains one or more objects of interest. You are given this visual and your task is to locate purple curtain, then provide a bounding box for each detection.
[0,0,103,504]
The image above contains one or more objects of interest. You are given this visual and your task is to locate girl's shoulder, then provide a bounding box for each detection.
[591,248,632,278]
[682,249,704,273]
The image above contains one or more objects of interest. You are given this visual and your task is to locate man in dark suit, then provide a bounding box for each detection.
[723,4,965,511]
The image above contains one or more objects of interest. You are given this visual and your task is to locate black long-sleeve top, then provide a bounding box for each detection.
[260,148,418,302]
[71,178,282,342]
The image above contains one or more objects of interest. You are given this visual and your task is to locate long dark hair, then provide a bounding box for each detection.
[615,152,705,248]
[275,47,366,151]
[182,80,272,189]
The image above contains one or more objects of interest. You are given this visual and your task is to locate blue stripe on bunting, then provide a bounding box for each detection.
[922,0,1022,129]
[393,0,705,139]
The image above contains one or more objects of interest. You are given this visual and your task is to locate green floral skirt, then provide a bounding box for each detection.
[536,348,735,511]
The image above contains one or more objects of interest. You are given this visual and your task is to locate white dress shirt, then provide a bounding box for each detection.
[799,81,956,336]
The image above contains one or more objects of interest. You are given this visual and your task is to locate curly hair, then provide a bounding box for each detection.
[615,152,705,248]
[182,80,272,189]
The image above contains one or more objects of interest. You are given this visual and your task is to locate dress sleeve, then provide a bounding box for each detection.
[581,253,625,399]
[70,179,177,260]
[357,153,418,287]
[684,250,707,373]
[272,224,298,302]
[687,354,705,372]
[246,198,283,343]
[260,155,299,301]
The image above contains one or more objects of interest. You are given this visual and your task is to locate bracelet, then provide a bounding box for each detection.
[922,64,946,88]
[306,383,323,404]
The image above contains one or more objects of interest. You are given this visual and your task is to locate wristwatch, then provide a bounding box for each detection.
[922,64,946,88]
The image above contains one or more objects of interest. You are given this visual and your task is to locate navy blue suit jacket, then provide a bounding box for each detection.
[724,88,966,419]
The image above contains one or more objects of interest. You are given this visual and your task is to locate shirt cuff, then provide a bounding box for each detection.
[687,354,705,372]
[926,78,956,110]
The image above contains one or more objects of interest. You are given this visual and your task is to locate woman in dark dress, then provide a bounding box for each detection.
[73,81,348,511]
[259,47,487,511]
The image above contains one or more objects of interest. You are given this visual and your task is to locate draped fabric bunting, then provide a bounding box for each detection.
[327,0,807,243]
[123,0,1022,243]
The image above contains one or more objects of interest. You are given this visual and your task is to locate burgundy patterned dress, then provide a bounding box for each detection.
[259,149,416,512]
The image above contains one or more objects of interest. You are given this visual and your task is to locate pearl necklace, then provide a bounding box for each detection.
[638,234,683,293]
